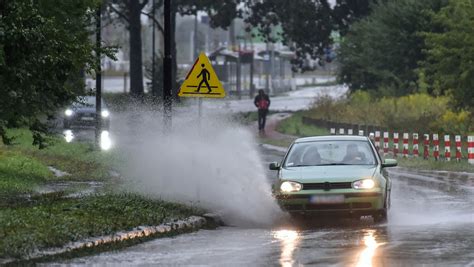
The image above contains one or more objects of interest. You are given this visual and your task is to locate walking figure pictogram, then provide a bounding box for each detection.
[178,52,226,98]
[196,64,211,93]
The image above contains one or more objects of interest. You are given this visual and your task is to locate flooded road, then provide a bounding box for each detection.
[58,147,474,266]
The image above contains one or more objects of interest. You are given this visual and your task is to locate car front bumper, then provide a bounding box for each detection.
[275,190,384,216]
[64,116,110,129]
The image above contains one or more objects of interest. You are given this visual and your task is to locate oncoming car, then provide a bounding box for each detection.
[63,96,110,130]
[269,135,397,222]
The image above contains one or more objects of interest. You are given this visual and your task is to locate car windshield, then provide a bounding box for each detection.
[72,96,105,108]
[284,140,376,167]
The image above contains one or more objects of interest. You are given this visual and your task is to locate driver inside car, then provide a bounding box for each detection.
[301,147,322,165]
[342,143,367,164]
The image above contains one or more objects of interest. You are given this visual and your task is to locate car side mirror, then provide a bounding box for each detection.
[382,158,398,168]
[269,162,281,170]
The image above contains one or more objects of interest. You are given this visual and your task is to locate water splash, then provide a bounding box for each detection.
[114,107,283,226]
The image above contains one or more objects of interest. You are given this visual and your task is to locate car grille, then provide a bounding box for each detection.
[302,182,352,191]
[283,203,372,211]
[306,203,351,210]
[352,203,372,209]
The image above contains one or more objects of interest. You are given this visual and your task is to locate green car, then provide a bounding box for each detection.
[269,135,397,222]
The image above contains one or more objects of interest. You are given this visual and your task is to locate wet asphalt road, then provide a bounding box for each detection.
[58,147,474,266]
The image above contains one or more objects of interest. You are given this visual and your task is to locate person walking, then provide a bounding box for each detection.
[254,89,271,132]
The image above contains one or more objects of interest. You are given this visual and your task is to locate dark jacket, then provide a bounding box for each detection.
[254,94,271,110]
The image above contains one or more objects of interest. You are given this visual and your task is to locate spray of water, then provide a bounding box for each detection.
[113,107,283,226]
[388,170,474,226]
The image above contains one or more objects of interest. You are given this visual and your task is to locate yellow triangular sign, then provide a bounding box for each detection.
[178,52,226,98]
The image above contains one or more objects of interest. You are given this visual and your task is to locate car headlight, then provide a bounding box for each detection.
[280,181,302,193]
[65,109,73,117]
[101,110,110,118]
[352,179,375,189]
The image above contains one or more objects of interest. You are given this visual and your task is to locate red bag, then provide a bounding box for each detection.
[258,99,269,109]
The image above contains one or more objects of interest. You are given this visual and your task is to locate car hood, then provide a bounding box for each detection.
[280,165,377,183]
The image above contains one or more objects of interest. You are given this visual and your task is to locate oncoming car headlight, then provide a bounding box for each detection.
[280,181,302,193]
[65,109,73,117]
[352,179,375,189]
[101,110,110,118]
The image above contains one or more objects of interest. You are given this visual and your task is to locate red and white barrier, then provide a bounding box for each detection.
[328,128,471,163]
[402,133,409,158]
[455,135,462,162]
[413,133,419,157]
[444,135,451,161]
[423,134,430,159]
[433,134,439,161]
[393,133,399,157]
[375,131,381,151]
[468,136,474,164]
[383,132,389,156]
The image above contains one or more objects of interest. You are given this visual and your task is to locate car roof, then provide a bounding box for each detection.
[294,135,370,143]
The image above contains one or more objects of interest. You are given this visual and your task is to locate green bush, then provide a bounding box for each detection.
[305,92,472,134]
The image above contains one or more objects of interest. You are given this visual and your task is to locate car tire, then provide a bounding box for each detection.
[289,212,305,222]
[373,209,387,223]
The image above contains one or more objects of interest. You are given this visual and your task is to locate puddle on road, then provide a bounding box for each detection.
[388,168,474,227]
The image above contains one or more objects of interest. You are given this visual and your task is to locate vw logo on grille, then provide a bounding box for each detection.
[324,182,331,191]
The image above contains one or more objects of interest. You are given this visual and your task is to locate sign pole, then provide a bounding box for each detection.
[198,98,202,123]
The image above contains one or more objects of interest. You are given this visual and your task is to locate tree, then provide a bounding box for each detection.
[337,0,445,96]
[0,0,110,146]
[244,0,372,72]
[331,0,374,35]
[107,0,239,99]
[423,0,474,109]
[106,0,150,98]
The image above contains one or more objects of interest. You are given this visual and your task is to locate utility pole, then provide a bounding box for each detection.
[265,41,269,92]
[236,38,241,100]
[151,0,156,97]
[163,0,172,130]
[95,4,102,148]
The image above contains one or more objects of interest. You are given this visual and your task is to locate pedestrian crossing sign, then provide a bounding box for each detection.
[178,52,226,98]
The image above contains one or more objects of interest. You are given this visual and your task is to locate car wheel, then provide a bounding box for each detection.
[289,212,305,222]
[373,209,387,223]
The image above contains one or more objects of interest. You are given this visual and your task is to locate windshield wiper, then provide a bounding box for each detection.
[287,164,314,167]
[315,163,352,166]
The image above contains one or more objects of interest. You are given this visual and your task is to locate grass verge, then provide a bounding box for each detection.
[0,193,200,260]
[0,149,53,197]
[395,157,474,173]
[276,112,329,137]
[258,137,294,148]
[3,128,118,182]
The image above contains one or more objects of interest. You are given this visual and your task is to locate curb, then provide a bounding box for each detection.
[3,215,212,264]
